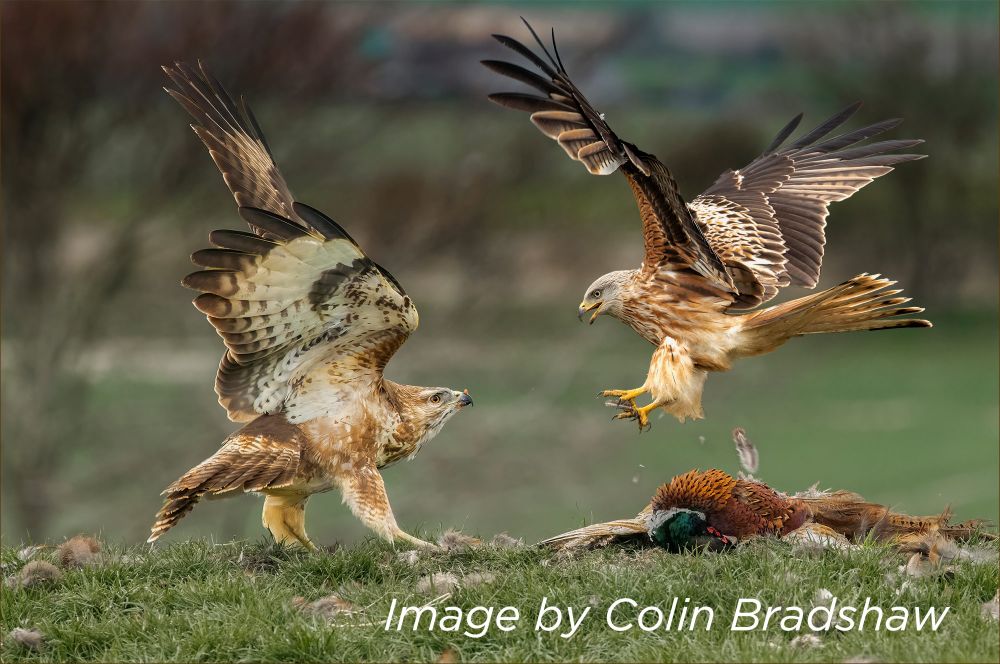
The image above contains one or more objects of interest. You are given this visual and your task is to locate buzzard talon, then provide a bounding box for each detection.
[395,531,439,551]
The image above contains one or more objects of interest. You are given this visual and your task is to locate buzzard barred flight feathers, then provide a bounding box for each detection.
[186,203,417,424]
[162,62,414,422]
[486,21,930,430]
[149,63,472,550]
[162,62,302,232]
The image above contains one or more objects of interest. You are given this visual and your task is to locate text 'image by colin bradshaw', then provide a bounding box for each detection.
[1,1,997,662]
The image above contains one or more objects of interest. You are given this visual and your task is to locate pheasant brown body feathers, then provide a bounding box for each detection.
[652,469,808,539]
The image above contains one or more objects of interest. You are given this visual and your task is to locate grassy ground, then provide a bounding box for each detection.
[2,537,997,662]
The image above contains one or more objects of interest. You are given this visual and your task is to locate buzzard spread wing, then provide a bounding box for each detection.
[485,22,734,292]
[185,204,417,422]
[692,104,925,307]
[162,61,305,235]
[167,63,417,422]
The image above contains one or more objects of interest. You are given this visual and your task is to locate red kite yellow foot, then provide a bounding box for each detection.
[611,401,656,432]
[600,387,648,409]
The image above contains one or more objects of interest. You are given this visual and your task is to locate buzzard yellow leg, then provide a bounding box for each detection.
[262,493,317,551]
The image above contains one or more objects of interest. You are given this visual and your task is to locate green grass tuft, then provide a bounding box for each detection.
[2,537,997,662]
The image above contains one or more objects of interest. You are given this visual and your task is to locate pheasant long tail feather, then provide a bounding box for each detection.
[799,491,995,543]
[738,273,931,356]
[538,517,649,550]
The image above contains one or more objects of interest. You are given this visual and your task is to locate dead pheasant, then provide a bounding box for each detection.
[541,469,808,551]
[541,469,992,551]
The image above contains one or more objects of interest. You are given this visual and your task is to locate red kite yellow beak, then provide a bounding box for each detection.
[578,301,602,324]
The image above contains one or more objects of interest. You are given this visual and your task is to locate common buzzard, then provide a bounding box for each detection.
[148,63,472,550]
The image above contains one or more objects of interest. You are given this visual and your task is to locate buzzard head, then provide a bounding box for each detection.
[398,387,473,447]
[577,270,633,324]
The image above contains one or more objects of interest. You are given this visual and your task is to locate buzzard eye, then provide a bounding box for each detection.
[592,290,602,299]
[429,394,442,404]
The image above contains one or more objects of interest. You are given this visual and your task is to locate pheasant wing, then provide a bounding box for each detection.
[732,479,806,535]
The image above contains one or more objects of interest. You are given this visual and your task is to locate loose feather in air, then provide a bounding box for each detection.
[732,427,759,475]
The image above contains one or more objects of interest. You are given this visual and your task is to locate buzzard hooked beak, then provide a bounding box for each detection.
[578,301,602,324]
[456,389,473,408]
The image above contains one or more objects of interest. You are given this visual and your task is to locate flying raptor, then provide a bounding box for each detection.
[148,62,472,550]
[485,22,930,430]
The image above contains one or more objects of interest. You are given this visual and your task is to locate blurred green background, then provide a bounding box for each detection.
[2,1,997,547]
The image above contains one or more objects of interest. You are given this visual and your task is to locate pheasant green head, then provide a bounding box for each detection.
[649,509,731,550]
